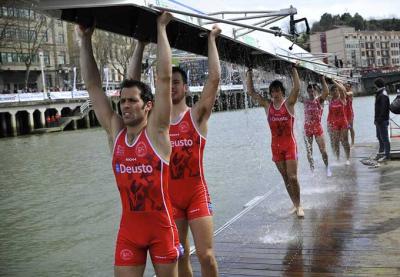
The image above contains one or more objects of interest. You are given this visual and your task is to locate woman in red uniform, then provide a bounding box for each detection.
[303,76,331,176]
[327,80,351,165]
[344,83,355,146]
[246,66,304,218]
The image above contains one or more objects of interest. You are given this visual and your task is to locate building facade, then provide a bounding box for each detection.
[0,4,140,94]
[310,26,400,69]
[0,5,71,93]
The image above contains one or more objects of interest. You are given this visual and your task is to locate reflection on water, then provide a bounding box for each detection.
[0,96,376,276]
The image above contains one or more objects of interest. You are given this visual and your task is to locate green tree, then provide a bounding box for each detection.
[340,13,352,25]
[350,13,365,31]
[320,13,334,30]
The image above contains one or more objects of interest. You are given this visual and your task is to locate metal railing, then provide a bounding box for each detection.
[390,115,400,139]
[79,99,92,115]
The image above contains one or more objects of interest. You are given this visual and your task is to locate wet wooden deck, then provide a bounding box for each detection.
[191,142,400,276]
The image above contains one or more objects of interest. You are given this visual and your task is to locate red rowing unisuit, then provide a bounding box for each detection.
[327,98,348,131]
[112,128,180,266]
[304,98,324,137]
[345,96,354,124]
[267,101,297,162]
[169,109,212,221]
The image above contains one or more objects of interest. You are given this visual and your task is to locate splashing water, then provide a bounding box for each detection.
[261,227,297,244]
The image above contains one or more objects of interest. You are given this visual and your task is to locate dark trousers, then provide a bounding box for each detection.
[376,120,391,158]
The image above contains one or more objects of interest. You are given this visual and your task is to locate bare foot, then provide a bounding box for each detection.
[296,206,304,218]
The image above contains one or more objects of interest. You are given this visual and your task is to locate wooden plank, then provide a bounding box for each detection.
[190,143,400,276]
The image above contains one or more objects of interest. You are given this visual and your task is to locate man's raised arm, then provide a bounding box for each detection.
[333,80,347,104]
[246,69,269,108]
[287,66,300,106]
[319,75,329,103]
[77,25,121,137]
[127,41,147,80]
[147,12,173,159]
[193,25,221,126]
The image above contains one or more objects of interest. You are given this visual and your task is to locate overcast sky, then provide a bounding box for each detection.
[182,0,399,25]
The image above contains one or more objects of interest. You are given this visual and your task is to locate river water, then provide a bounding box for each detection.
[0,96,379,276]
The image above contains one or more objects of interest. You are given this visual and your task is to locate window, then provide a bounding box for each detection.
[0,53,6,63]
[58,33,64,44]
[43,30,48,42]
[7,7,15,17]
[11,53,18,62]
[7,53,12,63]
[29,30,36,41]
[58,52,65,65]
[43,51,50,65]
[5,28,16,39]
[18,9,30,19]
[18,29,28,41]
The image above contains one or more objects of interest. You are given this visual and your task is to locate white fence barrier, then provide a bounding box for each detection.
[0,90,115,103]
[0,84,258,104]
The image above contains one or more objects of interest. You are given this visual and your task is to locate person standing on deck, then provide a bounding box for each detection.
[303,76,331,176]
[78,12,181,277]
[327,80,351,165]
[128,25,222,277]
[344,83,355,147]
[374,78,391,162]
[246,66,304,218]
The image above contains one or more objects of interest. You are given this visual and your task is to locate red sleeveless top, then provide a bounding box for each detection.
[345,96,354,121]
[169,109,206,183]
[327,98,347,125]
[304,99,323,126]
[112,128,172,213]
[267,101,296,144]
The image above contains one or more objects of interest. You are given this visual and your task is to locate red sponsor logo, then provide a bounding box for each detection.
[135,141,147,157]
[179,121,190,133]
[116,145,124,156]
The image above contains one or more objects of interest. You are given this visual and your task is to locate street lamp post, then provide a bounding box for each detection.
[38,50,47,99]
[72,66,76,98]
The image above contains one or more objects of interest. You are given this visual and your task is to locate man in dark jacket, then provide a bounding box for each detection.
[374,78,390,162]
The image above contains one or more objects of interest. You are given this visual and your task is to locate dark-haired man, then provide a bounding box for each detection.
[78,12,181,277]
[128,25,221,277]
[374,78,390,162]
[246,66,304,218]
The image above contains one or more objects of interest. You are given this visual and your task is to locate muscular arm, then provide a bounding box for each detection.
[78,25,122,140]
[246,69,270,108]
[192,25,221,133]
[333,80,347,105]
[319,75,329,103]
[147,12,173,160]
[286,66,300,107]
[127,41,147,81]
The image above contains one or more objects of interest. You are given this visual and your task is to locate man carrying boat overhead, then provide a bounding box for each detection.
[246,65,305,218]
[78,12,181,277]
[128,24,221,277]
